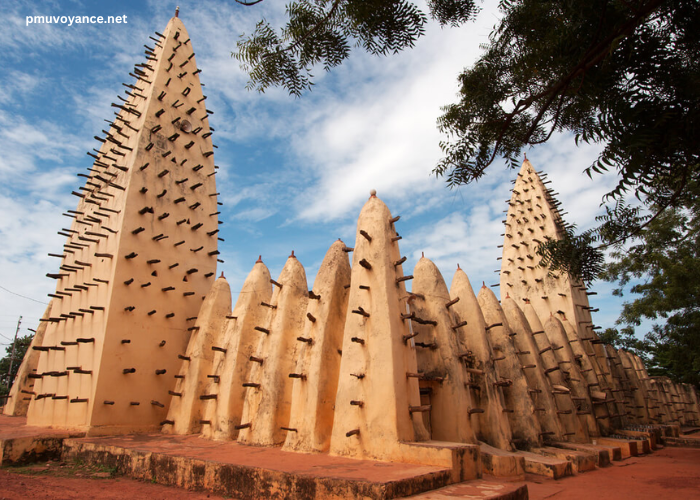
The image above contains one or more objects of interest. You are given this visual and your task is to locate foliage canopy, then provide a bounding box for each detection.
[0,334,33,398]
[235,0,479,96]
[435,0,700,283]
[600,186,700,388]
[235,1,700,283]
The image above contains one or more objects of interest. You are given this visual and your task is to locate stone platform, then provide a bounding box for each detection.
[0,415,84,465]
[0,415,529,499]
[61,433,525,500]
[664,434,700,448]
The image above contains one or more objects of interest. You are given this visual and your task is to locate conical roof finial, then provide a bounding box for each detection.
[175,6,180,17]
[256,255,263,263]
[219,271,225,279]
[290,250,296,259]
[369,189,377,198]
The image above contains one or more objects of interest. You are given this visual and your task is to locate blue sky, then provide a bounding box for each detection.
[0,0,637,346]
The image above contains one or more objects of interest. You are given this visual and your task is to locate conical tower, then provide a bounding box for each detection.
[449,268,513,451]
[329,192,430,462]
[237,253,309,446]
[499,159,594,332]
[25,12,219,434]
[409,256,476,444]
[500,296,564,442]
[521,302,589,443]
[283,240,351,453]
[201,258,271,440]
[477,286,541,449]
[161,274,231,435]
[541,315,599,437]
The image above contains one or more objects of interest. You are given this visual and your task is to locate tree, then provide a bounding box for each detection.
[435,0,699,283]
[599,187,700,389]
[235,0,700,284]
[234,0,478,96]
[0,335,33,398]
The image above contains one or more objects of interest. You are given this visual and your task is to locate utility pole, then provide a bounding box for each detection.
[7,316,21,386]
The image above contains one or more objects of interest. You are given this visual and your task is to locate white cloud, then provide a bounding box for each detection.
[231,207,276,223]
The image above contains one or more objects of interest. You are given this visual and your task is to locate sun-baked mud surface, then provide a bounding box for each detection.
[525,446,700,500]
[0,460,225,499]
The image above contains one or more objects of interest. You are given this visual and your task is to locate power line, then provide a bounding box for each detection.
[0,285,49,305]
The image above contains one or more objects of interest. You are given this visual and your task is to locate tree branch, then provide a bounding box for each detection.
[597,167,688,250]
[490,0,666,156]
[262,0,343,59]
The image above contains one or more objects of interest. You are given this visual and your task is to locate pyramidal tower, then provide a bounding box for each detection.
[499,160,624,434]
[329,193,430,461]
[25,11,220,434]
[499,159,596,342]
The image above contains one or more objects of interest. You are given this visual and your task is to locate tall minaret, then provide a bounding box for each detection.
[26,11,219,434]
[499,159,627,432]
[498,159,594,330]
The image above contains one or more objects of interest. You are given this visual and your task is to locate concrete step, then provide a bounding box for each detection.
[616,430,656,451]
[405,477,528,499]
[596,437,638,458]
[590,441,623,461]
[514,450,572,479]
[478,442,524,478]
[664,435,700,448]
[615,429,657,453]
[0,415,84,466]
[627,437,650,454]
[659,424,681,437]
[550,442,612,467]
[534,446,597,473]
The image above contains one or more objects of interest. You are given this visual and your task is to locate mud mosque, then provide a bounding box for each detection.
[2,11,698,499]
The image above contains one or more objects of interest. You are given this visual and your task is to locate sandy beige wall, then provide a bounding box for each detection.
[283,240,351,453]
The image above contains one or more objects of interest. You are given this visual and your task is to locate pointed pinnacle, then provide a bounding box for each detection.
[256,255,263,263]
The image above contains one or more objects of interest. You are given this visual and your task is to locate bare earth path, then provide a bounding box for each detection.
[0,461,221,500]
[524,446,700,500]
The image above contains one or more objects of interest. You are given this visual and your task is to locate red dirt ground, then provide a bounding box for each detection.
[524,446,700,500]
[0,465,218,500]
[0,446,698,499]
